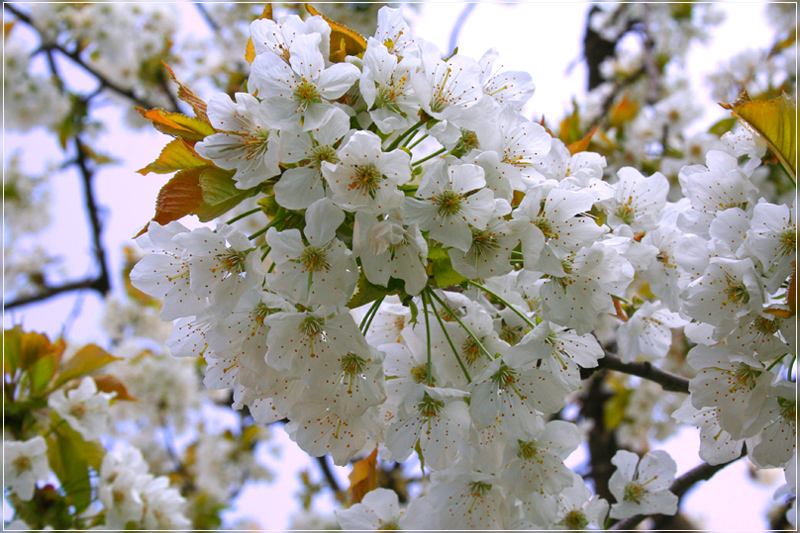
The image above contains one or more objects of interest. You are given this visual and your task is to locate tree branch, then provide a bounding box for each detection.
[315,455,343,496]
[4,277,108,310]
[582,351,691,394]
[611,450,747,530]
[4,3,177,112]
[74,137,112,297]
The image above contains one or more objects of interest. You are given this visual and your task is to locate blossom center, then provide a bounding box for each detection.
[410,364,434,384]
[349,163,385,198]
[298,246,331,273]
[311,145,339,167]
[13,455,32,472]
[470,228,500,258]
[490,363,517,390]
[723,273,749,305]
[299,315,325,338]
[779,227,796,256]
[419,393,444,418]
[293,78,322,109]
[213,249,248,274]
[623,481,646,504]
[561,510,589,530]
[461,336,485,365]
[340,352,367,376]
[516,439,540,460]
[433,189,463,217]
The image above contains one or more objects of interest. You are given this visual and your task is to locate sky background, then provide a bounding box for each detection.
[3,2,786,530]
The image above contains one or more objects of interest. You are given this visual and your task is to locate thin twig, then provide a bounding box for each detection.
[315,455,343,495]
[4,4,174,112]
[583,351,691,394]
[3,278,106,310]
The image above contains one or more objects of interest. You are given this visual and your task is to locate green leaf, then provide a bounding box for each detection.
[137,138,207,175]
[195,166,258,222]
[29,352,58,393]
[136,107,215,143]
[46,422,97,514]
[427,244,466,288]
[3,327,64,376]
[721,92,797,181]
[347,270,393,309]
[53,344,119,389]
[603,388,632,430]
[707,117,738,137]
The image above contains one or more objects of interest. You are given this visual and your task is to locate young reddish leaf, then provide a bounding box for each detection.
[559,99,582,145]
[609,93,639,129]
[162,61,210,123]
[136,107,215,143]
[721,91,796,180]
[567,126,599,155]
[245,5,274,64]
[348,447,378,504]
[137,138,208,175]
[4,20,15,40]
[148,167,205,230]
[245,37,257,64]
[92,374,136,401]
[305,3,367,61]
[4,327,65,375]
[53,344,120,389]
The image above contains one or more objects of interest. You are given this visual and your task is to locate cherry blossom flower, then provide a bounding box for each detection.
[4,436,49,501]
[609,450,679,520]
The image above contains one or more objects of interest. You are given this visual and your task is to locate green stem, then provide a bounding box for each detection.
[766,353,789,372]
[412,147,447,166]
[248,210,285,241]
[407,133,429,150]
[421,291,433,385]
[225,207,261,225]
[359,296,385,334]
[386,121,425,151]
[426,288,471,383]
[466,279,537,331]
[427,289,494,360]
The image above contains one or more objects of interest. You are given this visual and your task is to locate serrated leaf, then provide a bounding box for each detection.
[137,138,207,175]
[305,4,367,62]
[195,166,257,222]
[53,344,120,389]
[347,447,378,504]
[721,92,796,180]
[136,107,215,143]
[161,62,210,123]
[137,167,205,236]
[567,126,598,155]
[92,374,136,401]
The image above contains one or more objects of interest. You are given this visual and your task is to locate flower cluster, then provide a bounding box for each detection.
[129,6,796,529]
